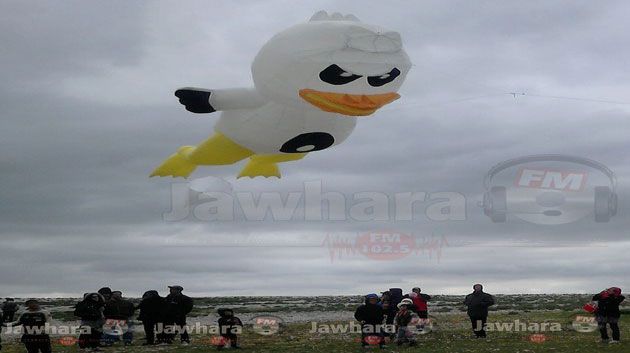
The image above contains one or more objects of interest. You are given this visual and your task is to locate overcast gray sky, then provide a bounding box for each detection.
[1,0,630,297]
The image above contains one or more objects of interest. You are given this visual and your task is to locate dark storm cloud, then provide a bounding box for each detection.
[1,0,629,296]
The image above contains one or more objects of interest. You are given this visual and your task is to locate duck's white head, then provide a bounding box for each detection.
[251,11,412,116]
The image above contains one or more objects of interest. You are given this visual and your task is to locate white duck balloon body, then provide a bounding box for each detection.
[152,11,411,178]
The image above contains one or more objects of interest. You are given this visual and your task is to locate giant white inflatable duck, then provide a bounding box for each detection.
[151,10,411,178]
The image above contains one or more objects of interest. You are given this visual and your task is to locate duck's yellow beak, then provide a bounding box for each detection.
[299,89,400,116]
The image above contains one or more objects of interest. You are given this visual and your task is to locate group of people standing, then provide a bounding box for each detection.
[0,285,624,352]
[0,285,247,352]
[354,284,626,348]
[73,286,193,350]
[355,284,496,348]
[0,286,194,353]
[354,286,434,348]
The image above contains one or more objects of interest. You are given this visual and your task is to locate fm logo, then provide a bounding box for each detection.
[515,168,587,192]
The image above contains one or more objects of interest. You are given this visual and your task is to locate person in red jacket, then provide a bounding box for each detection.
[593,287,625,343]
[410,288,431,319]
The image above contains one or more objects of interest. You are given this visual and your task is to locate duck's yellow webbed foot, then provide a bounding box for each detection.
[238,158,281,178]
[150,146,197,178]
[150,133,253,178]
[237,153,307,179]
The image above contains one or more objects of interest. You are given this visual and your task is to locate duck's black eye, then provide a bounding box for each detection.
[319,64,362,85]
[367,68,401,87]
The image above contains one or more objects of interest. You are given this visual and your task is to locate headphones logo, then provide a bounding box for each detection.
[481,155,617,225]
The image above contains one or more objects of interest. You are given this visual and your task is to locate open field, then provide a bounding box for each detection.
[2,295,629,352]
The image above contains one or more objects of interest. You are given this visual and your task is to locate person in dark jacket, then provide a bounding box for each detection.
[464,284,495,338]
[74,293,105,349]
[138,290,164,345]
[103,291,136,345]
[97,288,113,303]
[380,292,391,313]
[103,291,136,319]
[217,308,243,350]
[593,287,625,343]
[162,286,193,344]
[354,294,385,348]
[1,299,18,323]
[385,288,403,326]
[3,299,52,353]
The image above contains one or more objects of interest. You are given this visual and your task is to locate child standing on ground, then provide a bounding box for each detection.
[394,299,418,347]
[217,308,243,350]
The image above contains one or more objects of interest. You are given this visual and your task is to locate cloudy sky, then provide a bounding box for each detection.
[2,0,630,297]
